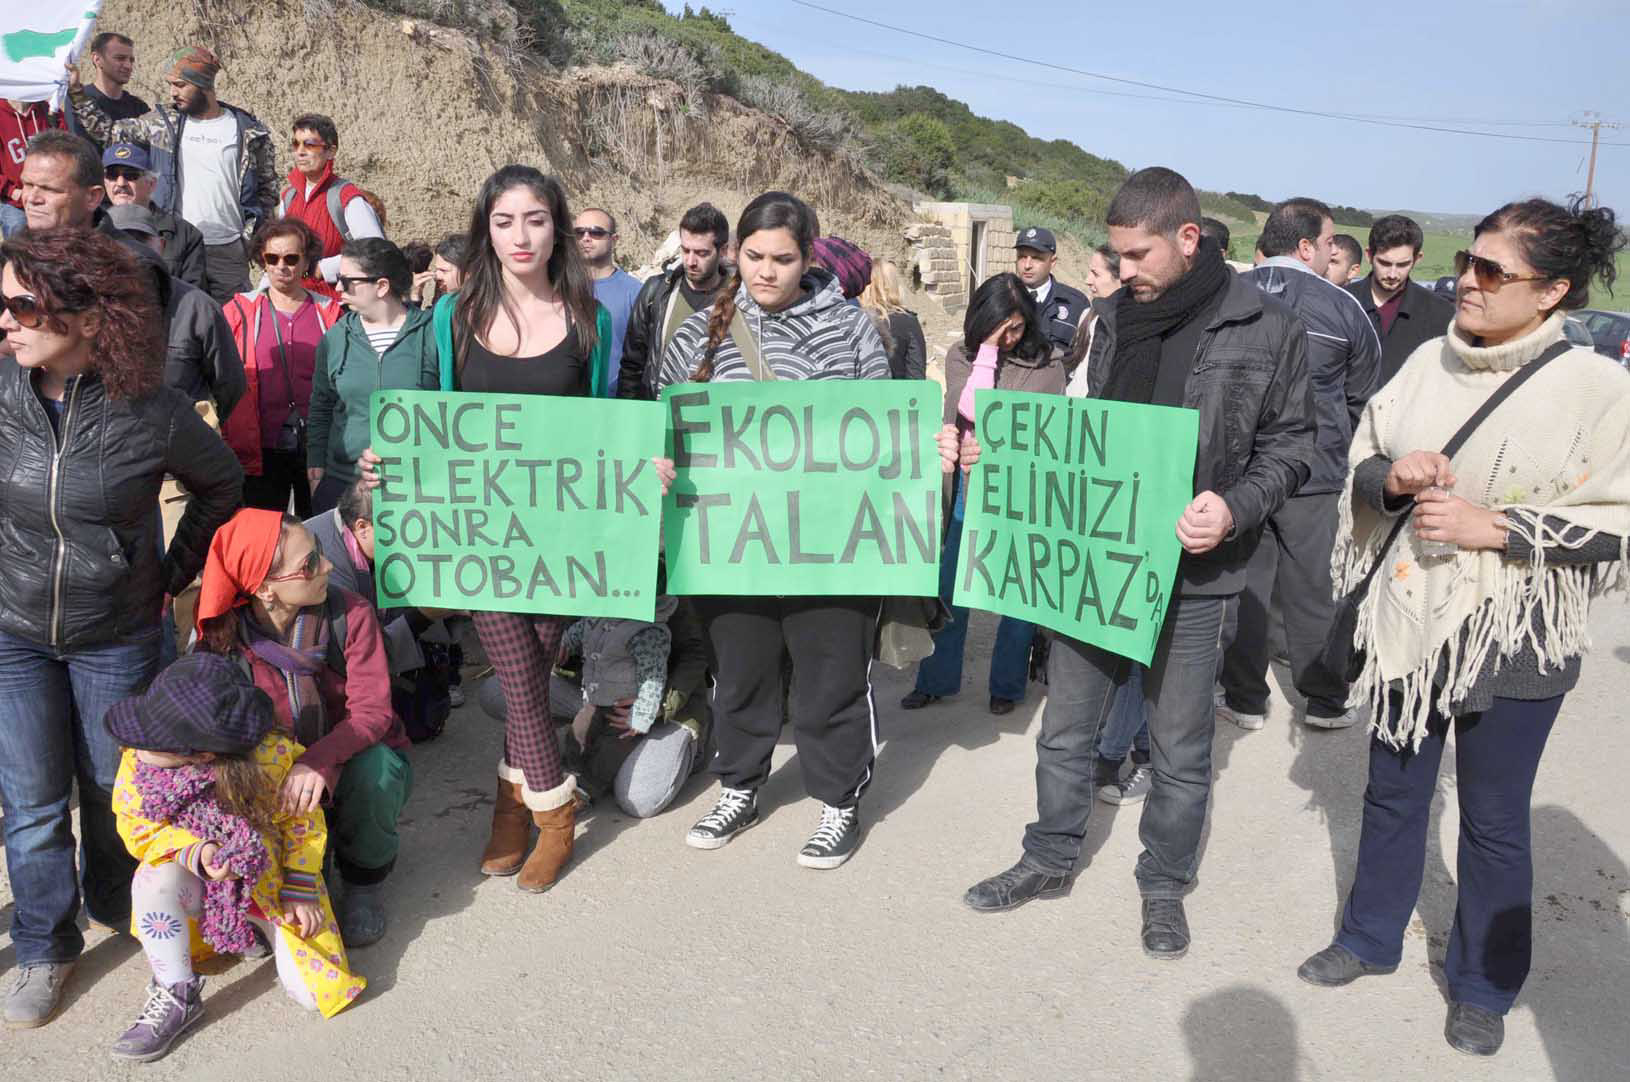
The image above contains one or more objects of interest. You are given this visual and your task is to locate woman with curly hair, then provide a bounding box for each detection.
[0,227,242,1027]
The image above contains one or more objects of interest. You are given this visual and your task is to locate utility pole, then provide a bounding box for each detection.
[1572,112,1622,207]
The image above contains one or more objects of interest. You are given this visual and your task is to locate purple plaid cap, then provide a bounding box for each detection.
[104,652,276,756]
[811,236,872,300]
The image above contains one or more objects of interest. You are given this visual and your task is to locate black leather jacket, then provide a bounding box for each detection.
[617,264,730,401]
[0,362,243,648]
[1087,274,1315,592]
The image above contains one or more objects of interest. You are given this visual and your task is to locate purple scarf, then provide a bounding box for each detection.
[240,607,330,746]
[132,761,271,954]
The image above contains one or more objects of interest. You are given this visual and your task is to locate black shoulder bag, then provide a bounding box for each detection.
[1321,340,1570,683]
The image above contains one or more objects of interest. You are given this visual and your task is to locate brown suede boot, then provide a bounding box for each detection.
[479,779,531,877]
[516,801,576,893]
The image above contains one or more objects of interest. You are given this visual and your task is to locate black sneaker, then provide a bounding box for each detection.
[797,804,860,869]
[685,787,758,850]
[1141,897,1191,960]
[1445,1003,1504,1057]
[963,859,1069,912]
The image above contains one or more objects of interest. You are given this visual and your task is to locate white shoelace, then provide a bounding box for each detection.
[805,805,854,850]
[695,787,753,830]
[131,983,183,1030]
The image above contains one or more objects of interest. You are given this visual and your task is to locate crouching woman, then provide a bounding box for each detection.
[193,508,412,947]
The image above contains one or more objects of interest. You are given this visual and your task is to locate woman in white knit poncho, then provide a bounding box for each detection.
[1297,197,1630,1058]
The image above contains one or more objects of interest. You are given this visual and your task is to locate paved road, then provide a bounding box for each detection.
[3,603,1627,1080]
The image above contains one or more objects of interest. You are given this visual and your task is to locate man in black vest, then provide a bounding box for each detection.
[1345,214,1455,386]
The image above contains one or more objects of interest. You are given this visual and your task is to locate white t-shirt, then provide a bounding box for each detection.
[177,112,244,245]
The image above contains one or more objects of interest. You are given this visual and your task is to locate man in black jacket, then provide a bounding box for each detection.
[964,168,1314,961]
[1346,214,1455,385]
[618,203,731,400]
[1014,226,1090,358]
[1218,198,1381,733]
[101,141,207,291]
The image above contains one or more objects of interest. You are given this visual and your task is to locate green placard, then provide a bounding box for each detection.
[369,390,665,620]
[953,390,1199,665]
[661,380,943,596]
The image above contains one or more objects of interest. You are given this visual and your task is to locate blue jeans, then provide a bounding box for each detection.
[914,481,1032,702]
[0,627,161,965]
[1336,693,1561,1014]
[1097,665,1150,765]
[1023,595,1228,896]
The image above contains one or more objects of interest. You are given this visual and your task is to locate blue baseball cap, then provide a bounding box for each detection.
[1015,227,1057,254]
[102,142,152,172]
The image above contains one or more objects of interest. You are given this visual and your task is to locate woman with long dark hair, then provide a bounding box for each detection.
[653,191,891,869]
[364,166,611,894]
[1298,197,1630,1057]
[903,273,1062,717]
[0,227,241,1026]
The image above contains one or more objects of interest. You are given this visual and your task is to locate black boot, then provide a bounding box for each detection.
[963,859,1068,912]
[1140,897,1190,960]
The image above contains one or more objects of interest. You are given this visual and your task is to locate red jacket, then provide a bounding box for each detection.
[2,102,66,207]
[240,587,409,792]
[280,161,364,261]
[222,290,342,475]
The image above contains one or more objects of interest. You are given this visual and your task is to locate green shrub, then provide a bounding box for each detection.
[876,113,956,198]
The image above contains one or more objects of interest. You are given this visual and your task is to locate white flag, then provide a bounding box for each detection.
[1,2,103,108]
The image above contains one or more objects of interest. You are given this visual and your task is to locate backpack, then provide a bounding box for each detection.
[280,179,388,240]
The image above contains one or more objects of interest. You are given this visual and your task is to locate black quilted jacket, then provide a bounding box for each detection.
[0,360,242,648]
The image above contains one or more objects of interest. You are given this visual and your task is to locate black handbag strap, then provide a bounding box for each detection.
[1355,338,1571,590]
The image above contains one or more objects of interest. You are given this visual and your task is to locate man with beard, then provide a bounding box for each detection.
[617,202,732,400]
[72,46,276,304]
[960,167,1314,960]
[1345,214,1454,385]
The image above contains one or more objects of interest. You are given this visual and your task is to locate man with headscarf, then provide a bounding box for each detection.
[71,45,277,304]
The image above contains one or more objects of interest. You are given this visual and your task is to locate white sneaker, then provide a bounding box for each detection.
[1303,707,1358,730]
[1217,702,1266,731]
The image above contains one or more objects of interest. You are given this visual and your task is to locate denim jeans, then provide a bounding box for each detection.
[1336,693,1561,1014]
[0,627,161,964]
[1023,596,1229,897]
[1097,665,1150,765]
[914,477,1033,702]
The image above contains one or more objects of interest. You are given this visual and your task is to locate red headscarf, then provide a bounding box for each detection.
[195,509,284,638]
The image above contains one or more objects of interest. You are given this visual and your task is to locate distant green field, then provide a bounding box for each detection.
[1231,223,1630,312]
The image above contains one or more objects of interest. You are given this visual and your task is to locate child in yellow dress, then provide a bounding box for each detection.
[106,652,365,1062]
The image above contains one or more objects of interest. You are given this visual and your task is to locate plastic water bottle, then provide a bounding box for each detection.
[1416,486,1458,559]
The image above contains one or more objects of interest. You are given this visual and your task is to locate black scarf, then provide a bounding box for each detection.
[1101,237,1231,404]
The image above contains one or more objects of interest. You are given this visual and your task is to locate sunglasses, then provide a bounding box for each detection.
[1453,250,1553,292]
[262,253,305,268]
[105,167,143,183]
[291,138,328,152]
[573,226,611,239]
[335,275,381,291]
[0,293,47,330]
[264,547,324,582]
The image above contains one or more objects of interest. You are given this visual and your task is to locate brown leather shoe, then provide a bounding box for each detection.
[479,779,531,877]
[516,801,576,893]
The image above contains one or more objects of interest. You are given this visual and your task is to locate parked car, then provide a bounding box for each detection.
[1562,316,1595,349]
[1577,309,1630,366]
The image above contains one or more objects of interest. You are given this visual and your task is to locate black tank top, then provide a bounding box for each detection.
[458,323,590,397]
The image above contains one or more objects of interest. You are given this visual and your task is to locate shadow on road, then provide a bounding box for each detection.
[1528,804,1630,1081]
[1181,984,1303,1082]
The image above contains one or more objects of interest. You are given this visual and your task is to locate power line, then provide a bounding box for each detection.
[783,0,1630,148]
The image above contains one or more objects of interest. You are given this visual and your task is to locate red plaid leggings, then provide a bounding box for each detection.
[471,611,568,795]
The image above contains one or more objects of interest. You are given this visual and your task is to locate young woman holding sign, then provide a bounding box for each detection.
[652,191,892,869]
[365,165,612,894]
[904,273,1063,718]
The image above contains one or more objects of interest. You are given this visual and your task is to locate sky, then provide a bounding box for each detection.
[661,0,1630,217]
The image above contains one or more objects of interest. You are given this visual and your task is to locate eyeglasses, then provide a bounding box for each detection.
[263,547,323,582]
[573,226,611,239]
[1454,250,1553,292]
[0,293,47,330]
[262,253,304,268]
[291,138,328,152]
[105,167,143,183]
[335,275,380,292]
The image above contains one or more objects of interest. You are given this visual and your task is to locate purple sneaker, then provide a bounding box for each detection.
[111,979,204,1063]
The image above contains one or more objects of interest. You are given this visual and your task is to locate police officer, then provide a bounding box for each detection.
[1012,226,1088,358]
